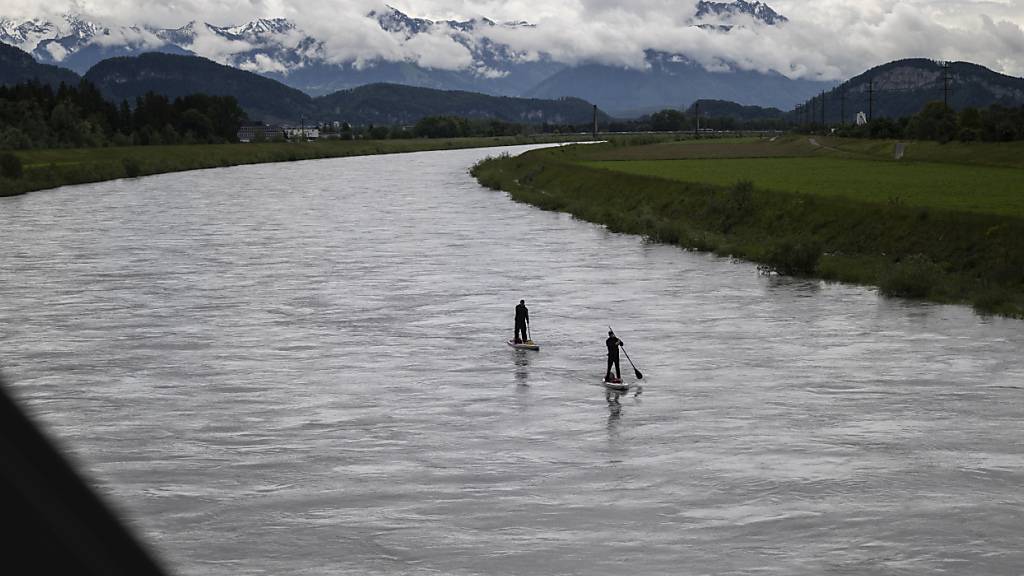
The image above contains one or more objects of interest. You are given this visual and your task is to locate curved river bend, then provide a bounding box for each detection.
[1,145,1023,575]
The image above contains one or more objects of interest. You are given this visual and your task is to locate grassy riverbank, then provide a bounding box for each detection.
[0,135,580,197]
[471,136,1024,317]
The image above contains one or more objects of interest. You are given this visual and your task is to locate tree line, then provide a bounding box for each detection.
[406,110,789,137]
[313,116,539,140]
[0,80,247,150]
[815,102,1024,143]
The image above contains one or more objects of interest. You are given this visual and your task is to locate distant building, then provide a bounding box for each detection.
[856,112,868,126]
[285,127,320,141]
[237,125,286,142]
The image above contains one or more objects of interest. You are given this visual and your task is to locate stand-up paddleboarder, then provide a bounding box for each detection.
[514,300,530,344]
[605,330,623,383]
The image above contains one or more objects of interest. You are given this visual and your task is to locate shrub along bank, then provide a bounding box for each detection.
[471,145,1024,317]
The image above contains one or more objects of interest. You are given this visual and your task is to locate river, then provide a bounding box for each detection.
[1,144,1022,575]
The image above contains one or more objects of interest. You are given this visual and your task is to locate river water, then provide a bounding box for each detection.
[1,144,1023,575]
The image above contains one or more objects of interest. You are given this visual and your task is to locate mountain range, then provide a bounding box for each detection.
[1,2,835,115]
[525,52,828,119]
[5,40,1024,126]
[805,59,1024,123]
[0,41,78,87]
[2,46,604,126]
[4,1,1024,125]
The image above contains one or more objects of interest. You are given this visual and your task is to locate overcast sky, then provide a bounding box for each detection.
[5,0,1024,79]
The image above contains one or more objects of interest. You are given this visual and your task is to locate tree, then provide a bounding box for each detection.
[649,109,687,132]
[414,116,469,138]
[367,125,390,139]
[180,108,214,141]
[0,152,23,179]
[0,127,32,150]
[906,101,957,142]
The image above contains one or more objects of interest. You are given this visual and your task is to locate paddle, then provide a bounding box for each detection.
[621,346,643,380]
[609,326,644,380]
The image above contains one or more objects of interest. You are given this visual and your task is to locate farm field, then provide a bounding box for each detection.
[587,134,1024,168]
[583,156,1024,217]
[474,136,1024,317]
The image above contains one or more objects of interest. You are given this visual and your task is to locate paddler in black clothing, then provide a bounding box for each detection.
[605,330,623,382]
[514,300,529,344]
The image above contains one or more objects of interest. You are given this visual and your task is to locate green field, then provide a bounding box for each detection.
[585,157,1024,217]
[585,134,1024,168]
[585,136,818,161]
[472,136,1024,318]
[814,136,1024,168]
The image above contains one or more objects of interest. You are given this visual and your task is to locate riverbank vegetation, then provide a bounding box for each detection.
[471,135,1024,317]
[0,77,600,196]
[0,135,580,196]
[0,80,246,149]
[814,102,1024,144]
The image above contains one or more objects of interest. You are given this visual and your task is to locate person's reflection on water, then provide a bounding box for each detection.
[606,395,622,439]
[606,384,643,437]
[513,349,531,386]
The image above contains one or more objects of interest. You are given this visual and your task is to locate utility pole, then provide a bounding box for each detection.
[839,88,846,127]
[942,61,953,109]
[867,79,875,123]
[592,104,598,140]
[694,101,700,137]
[820,90,826,127]
[811,97,816,130]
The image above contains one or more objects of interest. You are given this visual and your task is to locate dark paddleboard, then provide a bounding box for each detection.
[603,378,629,392]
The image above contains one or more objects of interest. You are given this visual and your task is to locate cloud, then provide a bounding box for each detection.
[403,28,474,69]
[238,53,290,73]
[88,25,166,50]
[44,41,69,61]
[185,23,257,61]
[2,0,1023,79]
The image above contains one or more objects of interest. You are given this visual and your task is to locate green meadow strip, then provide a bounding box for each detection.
[472,143,1024,318]
[0,135,576,197]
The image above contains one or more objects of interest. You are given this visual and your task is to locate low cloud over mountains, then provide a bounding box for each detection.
[3,0,1022,82]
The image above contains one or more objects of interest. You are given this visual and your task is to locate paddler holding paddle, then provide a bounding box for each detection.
[605,330,623,383]
[514,300,530,344]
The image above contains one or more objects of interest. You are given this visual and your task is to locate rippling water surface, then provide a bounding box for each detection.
[1,145,1023,575]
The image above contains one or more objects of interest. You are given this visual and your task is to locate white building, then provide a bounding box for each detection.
[237,125,286,142]
[285,127,320,141]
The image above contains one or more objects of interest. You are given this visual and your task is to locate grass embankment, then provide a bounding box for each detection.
[0,135,579,197]
[472,136,1024,317]
[586,158,1024,216]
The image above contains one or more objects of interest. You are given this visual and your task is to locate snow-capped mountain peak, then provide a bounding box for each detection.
[154,21,198,45]
[0,17,62,51]
[220,18,296,38]
[694,0,788,26]
[371,5,436,36]
[62,13,106,40]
